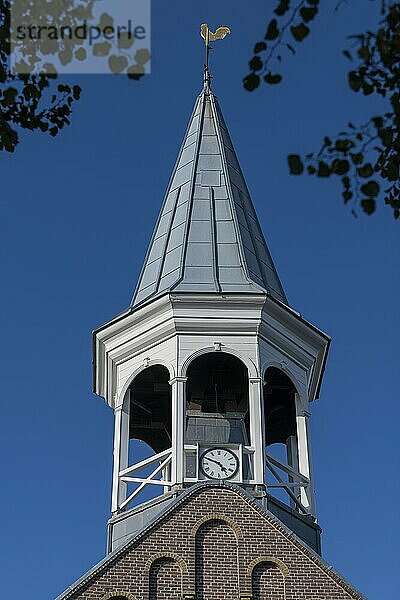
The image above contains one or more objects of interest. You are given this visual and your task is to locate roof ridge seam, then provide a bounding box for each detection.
[209,185,222,292]
[153,186,182,296]
[209,93,256,289]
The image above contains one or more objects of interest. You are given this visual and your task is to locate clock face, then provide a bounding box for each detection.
[200,447,239,480]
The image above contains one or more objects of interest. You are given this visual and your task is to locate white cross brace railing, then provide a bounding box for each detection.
[119,447,173,510]
[266,452,310,515]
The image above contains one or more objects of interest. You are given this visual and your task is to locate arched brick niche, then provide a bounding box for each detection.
[195,519,239,600]
[249,558,287,600]
[148,555,184,600]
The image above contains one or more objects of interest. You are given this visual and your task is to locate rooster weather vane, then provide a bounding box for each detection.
[200,23,231,89]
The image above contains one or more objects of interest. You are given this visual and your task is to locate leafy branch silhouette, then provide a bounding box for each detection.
[244,0,400,219]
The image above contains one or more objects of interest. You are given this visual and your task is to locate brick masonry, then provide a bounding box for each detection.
[59,484,364,600]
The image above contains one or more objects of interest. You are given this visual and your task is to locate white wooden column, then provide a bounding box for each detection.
[295,393,316,515]
[170,376,187,486]
[249,377,265,485]
[286,434,300,508]
[111,390,130,513]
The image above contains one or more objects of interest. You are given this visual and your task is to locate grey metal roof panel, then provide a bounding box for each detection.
[131,88,287,307]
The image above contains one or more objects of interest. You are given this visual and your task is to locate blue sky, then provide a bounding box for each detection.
[1,1,399,598]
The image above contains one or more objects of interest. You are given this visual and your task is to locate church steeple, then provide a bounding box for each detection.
[132,85,287,307]
[56,28,369,600]
[93,31,329,558]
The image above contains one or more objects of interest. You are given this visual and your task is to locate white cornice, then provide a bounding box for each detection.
[93,292,330,404]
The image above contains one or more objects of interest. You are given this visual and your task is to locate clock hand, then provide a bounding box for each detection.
[207,458,222,466]
[207,458,228,472]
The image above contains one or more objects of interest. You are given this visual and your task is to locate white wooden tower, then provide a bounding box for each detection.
[93,69,330,555]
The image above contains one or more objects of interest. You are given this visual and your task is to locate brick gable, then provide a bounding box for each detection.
[57,484,364,600]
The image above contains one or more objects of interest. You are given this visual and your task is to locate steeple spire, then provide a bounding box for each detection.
[131,30,287,308]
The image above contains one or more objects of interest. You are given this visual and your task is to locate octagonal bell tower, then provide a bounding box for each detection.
[93,67,329,556]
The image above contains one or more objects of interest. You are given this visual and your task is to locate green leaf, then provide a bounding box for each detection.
[348,71,362,92]
[75,47,87,61]
[1,87,18,106]
[264,72,282,84]
[40,39,59,56]
[342,176,350,189]
[361,180,380,197]
[243,73,260,91]
[118,32,135,50]
[300,6,318,22]
[58,48,73,66]
[108,55,128,74]
[93,42,112,57]
[335,138,353,152]
[134,49,151,65]
[379,127,393,146]
[291,23,310,42]
[127,64,145,79]
[358,46,370,61]
[265,19,279,40]
[249,56,263,71]
[41,63,57,76]
[386,158,399,181]
[372,116,383,128]
[342,190,352,203]
[317,162,331,177]
[254,41,267,53]
[362,82,374,96]
[99,12,114,29]
[357,163,373,178]
[351,152,363,165]
[274,0,290,16]
[288,154,304,174]
[307,165,316,174]
[72,85,81,100]
[332,159,349,175]
[361,198,376,214]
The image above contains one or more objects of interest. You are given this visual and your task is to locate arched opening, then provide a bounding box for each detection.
[195,519,239,599]
[185,352,250,481]
[252,561,285,600]
[124,365,172,504]
[264,367,296,446]
[129,365,172,453]
[264,367,298,507]
[186,352,248,416]
[186,352,249,441]
[149,557,182,600]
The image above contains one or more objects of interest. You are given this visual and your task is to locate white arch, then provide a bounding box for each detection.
[117,359,175,408]
[261,360,307,403]
[180,346,258,379]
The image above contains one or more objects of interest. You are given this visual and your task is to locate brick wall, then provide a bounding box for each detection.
[66,485,363,600]
[252,562,285,600]
[195,519,239,599]
[149,558,181,600]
